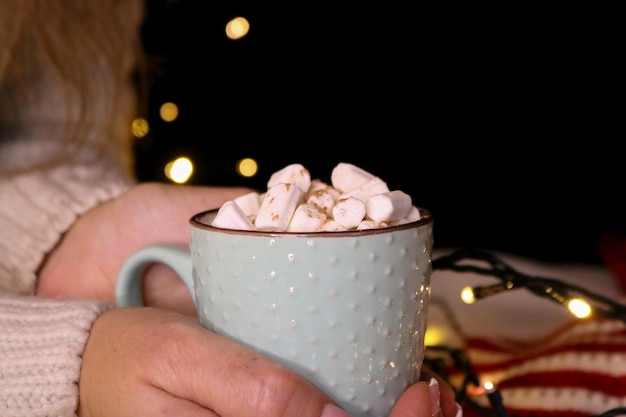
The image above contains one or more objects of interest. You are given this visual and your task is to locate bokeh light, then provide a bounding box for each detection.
[165,157,194,183]
[460,286,475,304]
[131,117,149,138]
[225,17,250,40]
[160,102,179,122]
[236,158,258,178]
[424,326,445,347]
[568,298,592,318]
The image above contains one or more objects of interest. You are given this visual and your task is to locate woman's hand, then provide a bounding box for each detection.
[79,307,461,417]
[37,182,254,315]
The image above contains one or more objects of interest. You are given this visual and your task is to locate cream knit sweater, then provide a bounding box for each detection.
[0,136,133,417]
[0,163,132,417]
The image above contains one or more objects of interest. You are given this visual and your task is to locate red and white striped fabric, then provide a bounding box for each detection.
[457,317,626,416]
[429,243,626,416]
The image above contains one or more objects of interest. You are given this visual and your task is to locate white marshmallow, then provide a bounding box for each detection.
[254,183,304,232]
[357,219,389,230]
[390,206,422,226]
[267,163,311,194]
[287,203,328,232]
[307,188,339,217]
[332,197,366,229]
[306,179,329,196]
[233,191,262,217]
[365,190,412,222]
[211,200,256,231]
[317,219,348,232]
[340,177,389,202]
[330,162,375,193]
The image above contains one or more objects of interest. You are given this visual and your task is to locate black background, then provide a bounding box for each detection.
[135,1,623,265]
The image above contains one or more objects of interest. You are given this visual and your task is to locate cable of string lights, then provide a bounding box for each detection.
[429,248,626,417]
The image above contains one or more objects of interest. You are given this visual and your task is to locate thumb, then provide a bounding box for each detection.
[388,381,433,417]
[152,309,343,417]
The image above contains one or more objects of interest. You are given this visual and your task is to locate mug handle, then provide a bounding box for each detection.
[115,243,194,308]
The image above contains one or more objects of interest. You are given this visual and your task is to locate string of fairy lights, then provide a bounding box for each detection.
[435,248,626,322]
[429,248,626,417]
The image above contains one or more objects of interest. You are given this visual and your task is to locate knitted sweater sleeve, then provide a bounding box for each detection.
[0,165,132,295]
[0,294,112,417]
[0,166,130,417]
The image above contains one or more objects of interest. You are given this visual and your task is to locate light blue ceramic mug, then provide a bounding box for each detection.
[116,208,434,417]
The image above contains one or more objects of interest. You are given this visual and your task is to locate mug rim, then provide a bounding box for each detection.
[190,207,433,237]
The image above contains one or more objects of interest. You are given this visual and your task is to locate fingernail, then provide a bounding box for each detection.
[428,377,442,417]
[320,403,353,417]
[454,402,463,417]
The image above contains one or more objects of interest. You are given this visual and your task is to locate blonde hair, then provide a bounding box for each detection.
[0,0,147,175]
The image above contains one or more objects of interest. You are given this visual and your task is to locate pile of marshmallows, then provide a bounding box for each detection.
[211,162,421,232]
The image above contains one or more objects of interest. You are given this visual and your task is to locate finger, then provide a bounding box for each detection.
[142,262,198,318]
[388,381,432,417]
[146,309,337,417]
[122,385,221,417]
[420,367,459,417]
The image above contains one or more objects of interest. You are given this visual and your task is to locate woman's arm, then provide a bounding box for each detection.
[0,294,111,417]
